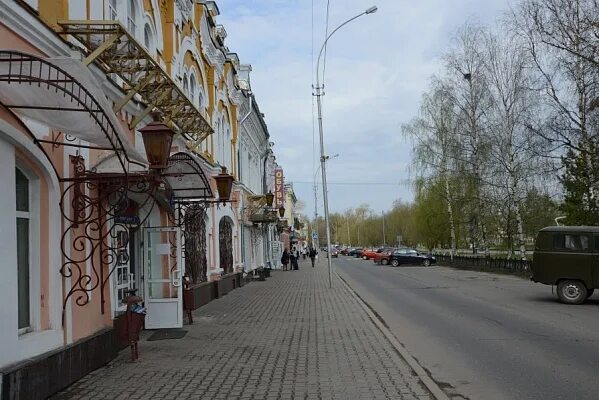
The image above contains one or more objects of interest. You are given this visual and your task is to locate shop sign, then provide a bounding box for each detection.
[274,168,285,208]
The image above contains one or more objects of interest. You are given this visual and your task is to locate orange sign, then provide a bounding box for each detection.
[274,168,284,208]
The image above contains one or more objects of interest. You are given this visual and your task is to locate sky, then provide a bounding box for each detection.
[217,0,512,219]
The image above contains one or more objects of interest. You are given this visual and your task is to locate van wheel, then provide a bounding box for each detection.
[557,280,587,304]
[586,288,594,298]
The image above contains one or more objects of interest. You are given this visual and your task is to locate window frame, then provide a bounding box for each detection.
[14,163,40,336]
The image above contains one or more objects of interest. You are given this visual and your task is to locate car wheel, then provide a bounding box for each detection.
[362,256,368,260]
[391,259,400,267]
[557,280,587,305]
[422,259,431,267]
[586,288,594,298]
[381,259,389,265]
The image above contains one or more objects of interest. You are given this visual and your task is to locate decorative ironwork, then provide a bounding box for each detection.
[183,205,208,283]
[165,152,213,200]
[57,20,213,151]
[219,217,234,274]
[60,156,164,321]
[0,50,142,170]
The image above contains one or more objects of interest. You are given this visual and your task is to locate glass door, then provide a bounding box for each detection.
[144,227,182,329]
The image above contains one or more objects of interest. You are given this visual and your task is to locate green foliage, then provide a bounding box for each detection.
[560,147,599,225]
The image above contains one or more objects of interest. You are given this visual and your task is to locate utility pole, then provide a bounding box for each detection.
[346,215,351,247]
[382,210,386,246]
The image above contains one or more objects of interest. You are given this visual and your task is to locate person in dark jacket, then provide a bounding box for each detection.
[309,247,317,268]
[281,249,290,271]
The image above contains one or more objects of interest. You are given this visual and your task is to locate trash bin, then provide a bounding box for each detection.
[117,293,145,362]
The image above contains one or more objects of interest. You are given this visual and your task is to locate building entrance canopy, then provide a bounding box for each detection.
[0,51,145,166]
[164,152,213,200]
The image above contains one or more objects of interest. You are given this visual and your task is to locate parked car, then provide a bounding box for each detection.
[362,247,386,260]
[373,248,395,265]
[531,226,599,304]
[388,248,436,267]
[327,248,339,258]
[348,247,363,257]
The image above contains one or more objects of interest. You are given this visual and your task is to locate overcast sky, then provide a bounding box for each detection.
[217,0,512,219]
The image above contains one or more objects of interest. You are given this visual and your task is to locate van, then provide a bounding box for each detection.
[531,226,599,304]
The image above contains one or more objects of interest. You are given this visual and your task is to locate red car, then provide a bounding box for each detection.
[362,247,385,260]
[372,248,395,265]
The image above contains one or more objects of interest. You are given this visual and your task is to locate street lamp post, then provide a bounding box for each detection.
[314,5,377,288]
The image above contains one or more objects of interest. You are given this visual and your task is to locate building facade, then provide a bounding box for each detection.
[0,0,284,398]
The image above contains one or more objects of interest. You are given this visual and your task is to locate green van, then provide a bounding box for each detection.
[531,226,599,304]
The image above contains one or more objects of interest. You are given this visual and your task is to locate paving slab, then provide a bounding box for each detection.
[53,260,433,400]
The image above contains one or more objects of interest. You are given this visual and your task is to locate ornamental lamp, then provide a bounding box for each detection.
[139,112,174,169]
[214,166,234,203]
[265,192,274,208]
[278,206,285,218]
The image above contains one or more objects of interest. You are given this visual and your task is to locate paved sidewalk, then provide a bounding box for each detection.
[55,260,433,400]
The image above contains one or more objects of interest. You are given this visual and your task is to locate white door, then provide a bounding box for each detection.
[144,226,183,329]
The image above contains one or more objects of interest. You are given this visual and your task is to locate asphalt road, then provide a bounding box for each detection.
[333,256,599,400]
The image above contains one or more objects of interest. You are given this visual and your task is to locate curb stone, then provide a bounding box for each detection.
[335,271,451,400]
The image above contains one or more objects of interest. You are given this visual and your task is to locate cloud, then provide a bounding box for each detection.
[217,0,512,217]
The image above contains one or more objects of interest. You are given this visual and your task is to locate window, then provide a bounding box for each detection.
[189,74,196,104]
[144,24,153,50]
[183,73,188,94]
[198,91,204,110]
[127,0,137,33]
[16,168,30,332]
[109,0,117,19]
[554,234,589,251]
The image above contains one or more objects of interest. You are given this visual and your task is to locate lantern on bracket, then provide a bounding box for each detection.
[214,166,235,203]
[278,206,285,218]
[139,112,175,169]
[265,192,274,208]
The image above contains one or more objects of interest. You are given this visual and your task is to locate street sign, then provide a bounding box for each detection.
[312,231,318,240]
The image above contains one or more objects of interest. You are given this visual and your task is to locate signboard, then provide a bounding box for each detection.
[274,168,285,208]
[312,231,318,240]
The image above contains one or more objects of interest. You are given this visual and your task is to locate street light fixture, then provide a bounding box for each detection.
[314,6,377,288]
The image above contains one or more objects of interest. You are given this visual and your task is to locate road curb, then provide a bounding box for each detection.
[335,271,450,400]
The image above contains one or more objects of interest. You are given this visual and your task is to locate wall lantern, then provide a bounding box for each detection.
[139,112,175,169]
[214,166,235,203]
[265,192,274,208]
[278,206,285,218]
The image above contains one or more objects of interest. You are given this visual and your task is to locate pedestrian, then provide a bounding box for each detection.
[291,247,299,270]
[309,247,317,268]
[281,248,290,271]
[302,247,307,260]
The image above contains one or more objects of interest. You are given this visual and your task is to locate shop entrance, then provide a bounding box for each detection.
[144,226,183,329]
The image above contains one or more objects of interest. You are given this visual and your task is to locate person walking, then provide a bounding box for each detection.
[302,247,307,260]
[281,248,290,271]
[291,247,299,271]
[309,247,317,268]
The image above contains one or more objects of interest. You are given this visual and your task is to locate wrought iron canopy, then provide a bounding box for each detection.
[164,152,213,200]
[57,20,213,152]
[0,50,144,168]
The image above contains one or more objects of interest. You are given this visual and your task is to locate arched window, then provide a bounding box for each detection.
[189,74,196,104]
[219,217,233,274]
[198,91,204,110]
[127,0,137,34]
[15,167,30,331]
[182,73,188,94]
[143,23,153,51]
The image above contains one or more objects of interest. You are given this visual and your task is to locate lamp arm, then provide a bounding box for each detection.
[315,11,367,88]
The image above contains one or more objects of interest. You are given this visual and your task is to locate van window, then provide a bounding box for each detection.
[553,234,589,251]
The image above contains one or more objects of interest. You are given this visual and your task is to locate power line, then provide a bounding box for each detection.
[291,180,412,186]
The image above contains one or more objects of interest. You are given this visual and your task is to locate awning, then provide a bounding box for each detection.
[164,152,213,200]
[0,50,145,165]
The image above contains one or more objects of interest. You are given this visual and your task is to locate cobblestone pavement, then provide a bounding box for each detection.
[55,260,433,400]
